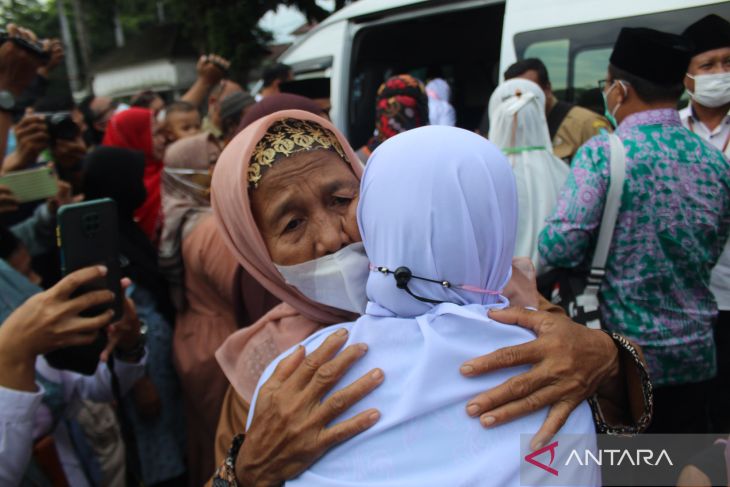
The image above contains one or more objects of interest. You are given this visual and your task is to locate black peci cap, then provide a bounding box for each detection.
[609,27,693,85]
[683,14,730,56]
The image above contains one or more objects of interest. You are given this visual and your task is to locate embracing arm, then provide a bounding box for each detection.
[461,307,652,450]
[210,329,383,487]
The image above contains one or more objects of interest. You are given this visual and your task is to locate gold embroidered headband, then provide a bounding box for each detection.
[248,118,348,188]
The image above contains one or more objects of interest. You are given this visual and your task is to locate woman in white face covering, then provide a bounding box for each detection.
[488,78,570,273]
[245,125,600,486]
[208,110,651,486]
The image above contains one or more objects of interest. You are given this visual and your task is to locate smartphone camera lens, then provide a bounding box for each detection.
[82,213,100,237]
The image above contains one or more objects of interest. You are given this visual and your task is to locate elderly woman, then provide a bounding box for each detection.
[208,110,651,485]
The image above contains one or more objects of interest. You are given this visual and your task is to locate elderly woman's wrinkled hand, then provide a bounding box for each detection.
[235,329,384,487]
[460,307,619,450]
[503,258,540,309]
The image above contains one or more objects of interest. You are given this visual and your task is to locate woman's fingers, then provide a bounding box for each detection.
[460,340,541,377]
[289,328,350,388]
[530,400,576,451]
[320,408,381,449]
[268,345,306,386]
[488,307,556,334]
[465,369,550,417]
[65,289,114,315]
[315,367,384,425]
[51,266,107,299]
[475,383,565,429]
[305,342,369,398]
[57,309,113,335]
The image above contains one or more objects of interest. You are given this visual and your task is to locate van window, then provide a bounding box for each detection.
[573,48,612,114]
[523,39,568,96]
[513,3,730,112]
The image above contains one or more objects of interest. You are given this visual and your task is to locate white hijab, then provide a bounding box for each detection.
[426,78,456,126]
[488,78,570,273]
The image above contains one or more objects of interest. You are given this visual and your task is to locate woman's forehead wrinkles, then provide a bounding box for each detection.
[259,151,350,189]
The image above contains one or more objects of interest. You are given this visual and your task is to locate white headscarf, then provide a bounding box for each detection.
[247,126,598,487]
[426,78,456,126]
[488,78,570,273]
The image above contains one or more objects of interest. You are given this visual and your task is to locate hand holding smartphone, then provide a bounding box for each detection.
[47,198,124,374]
[0,166,58,203]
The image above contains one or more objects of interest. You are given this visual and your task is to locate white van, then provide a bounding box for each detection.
[279,0,729,148]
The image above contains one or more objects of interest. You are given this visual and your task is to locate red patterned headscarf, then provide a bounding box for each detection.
[366,74,429,153]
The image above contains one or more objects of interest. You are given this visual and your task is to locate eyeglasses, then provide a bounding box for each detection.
[598,79,630,91]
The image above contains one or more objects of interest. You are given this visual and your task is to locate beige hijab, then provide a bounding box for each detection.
[211,110,364,401]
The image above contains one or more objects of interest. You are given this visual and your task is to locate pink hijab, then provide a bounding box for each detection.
[211,109,364,401]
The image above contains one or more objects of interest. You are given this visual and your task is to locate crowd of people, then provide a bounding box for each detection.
[0,12,727,487]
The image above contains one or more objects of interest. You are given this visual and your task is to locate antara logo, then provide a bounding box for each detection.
[524,441,560,476]
[565,449,673,466]
[524,440,674,476]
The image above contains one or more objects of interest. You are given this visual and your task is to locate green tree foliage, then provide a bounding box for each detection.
[0,0,349,86]
[0,0,60,38]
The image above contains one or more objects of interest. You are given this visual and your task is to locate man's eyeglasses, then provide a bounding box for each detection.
[598,79,630,91]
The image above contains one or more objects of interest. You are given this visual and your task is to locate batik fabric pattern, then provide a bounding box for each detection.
[539,108,730,386]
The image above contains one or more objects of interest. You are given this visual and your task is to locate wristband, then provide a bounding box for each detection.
[588,330,653,434]
[212,433,245,486]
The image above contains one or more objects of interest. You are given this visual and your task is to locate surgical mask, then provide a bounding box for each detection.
[602,81,624,128]
[275,242,369,314]
[686,72,730,108]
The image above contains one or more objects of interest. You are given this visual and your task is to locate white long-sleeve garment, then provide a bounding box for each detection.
[488,79,570,273]
[0,353,146,487]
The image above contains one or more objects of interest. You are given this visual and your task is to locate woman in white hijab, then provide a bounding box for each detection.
[426,78,456,126]
[488,79,570,273]
[245,126,599,487]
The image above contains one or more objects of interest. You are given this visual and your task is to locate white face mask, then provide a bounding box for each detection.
[275,242,370,314]
[687,72,730,108]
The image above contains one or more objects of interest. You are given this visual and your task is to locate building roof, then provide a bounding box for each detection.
[92,23,198,74]
[289,22,318,36]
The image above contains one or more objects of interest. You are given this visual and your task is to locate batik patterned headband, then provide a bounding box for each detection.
[248,118,347,188]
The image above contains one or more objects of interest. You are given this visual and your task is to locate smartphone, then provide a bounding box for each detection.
[0,166,58,203]
[46,198,124,375]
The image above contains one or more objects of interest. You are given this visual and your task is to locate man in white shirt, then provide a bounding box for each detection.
[681,13,730,433]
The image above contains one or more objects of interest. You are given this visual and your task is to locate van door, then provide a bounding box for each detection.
[344,0,505,148]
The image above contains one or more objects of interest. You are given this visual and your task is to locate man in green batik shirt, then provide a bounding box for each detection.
[539,27,730,434]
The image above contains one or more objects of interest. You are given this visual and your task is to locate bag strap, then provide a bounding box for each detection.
[590,133,626,275]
